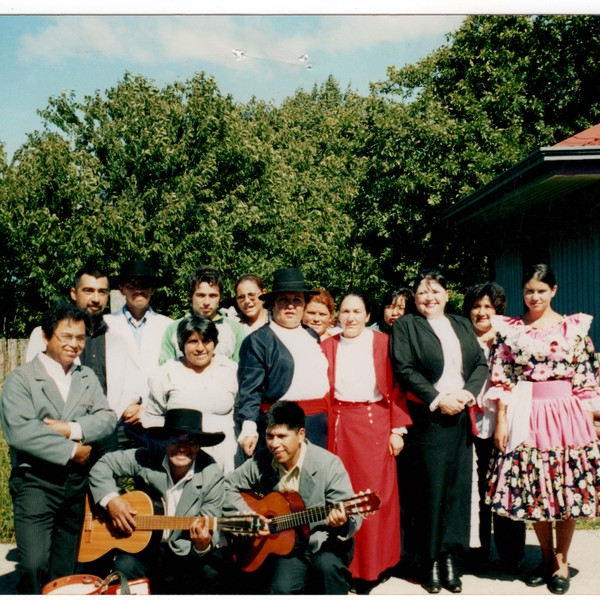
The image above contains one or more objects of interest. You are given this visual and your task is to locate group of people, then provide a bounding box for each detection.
[0,259,599,595]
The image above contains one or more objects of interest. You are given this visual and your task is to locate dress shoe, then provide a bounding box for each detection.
[524,562,550,587]
[441,554,462,593]
[548,574,570,595]
[422,560,442,594]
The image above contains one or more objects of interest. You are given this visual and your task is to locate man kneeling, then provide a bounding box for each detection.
[88,409,228,594]
[224,401,361,594]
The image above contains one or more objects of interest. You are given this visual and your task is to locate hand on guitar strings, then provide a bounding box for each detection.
[190,517,213,552]
[107,496,138,534]
[326,505,348,528]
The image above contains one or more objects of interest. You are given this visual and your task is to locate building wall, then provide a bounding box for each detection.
[492,227,600,343]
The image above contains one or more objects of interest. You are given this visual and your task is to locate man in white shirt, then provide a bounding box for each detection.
[0,301,116,594]
[25,263,146,448]
[104,259,174,390]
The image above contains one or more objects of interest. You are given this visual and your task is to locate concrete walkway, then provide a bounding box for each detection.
[0,530,599,595]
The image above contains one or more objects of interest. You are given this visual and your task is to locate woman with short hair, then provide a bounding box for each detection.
[390,268,488,594]
[143,314,238,473]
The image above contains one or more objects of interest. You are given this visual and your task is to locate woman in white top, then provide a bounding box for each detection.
[230,274,270,333]
[390,269,488,594]
[143,314,238,473]
[322,291,411,590]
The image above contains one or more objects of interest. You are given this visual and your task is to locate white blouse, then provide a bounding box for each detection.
[270,321,329,400]
[334,329,382,402]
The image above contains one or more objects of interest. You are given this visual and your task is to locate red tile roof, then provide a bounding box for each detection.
[553,123,600,147]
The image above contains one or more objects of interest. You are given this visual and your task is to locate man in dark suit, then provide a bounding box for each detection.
[88,408,229,594]
[0,301,116,594]
[224,401,362,595]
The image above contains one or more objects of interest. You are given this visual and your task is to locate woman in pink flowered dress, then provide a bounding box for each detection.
[486,264,600,595]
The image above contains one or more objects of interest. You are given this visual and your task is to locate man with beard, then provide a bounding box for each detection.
[26,263,145,450]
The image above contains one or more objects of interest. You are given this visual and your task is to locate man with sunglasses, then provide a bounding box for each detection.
[0,301,116,594]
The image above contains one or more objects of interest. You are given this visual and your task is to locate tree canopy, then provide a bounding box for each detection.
[2,15,600,336]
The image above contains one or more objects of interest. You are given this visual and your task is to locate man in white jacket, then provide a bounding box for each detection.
[26,263,145,449]
[104,259,174,391]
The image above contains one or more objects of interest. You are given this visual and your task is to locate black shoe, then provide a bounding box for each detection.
[442,554,462,593]
[524,562,550,587]
[422,561,442,594]
[548,574,570,595]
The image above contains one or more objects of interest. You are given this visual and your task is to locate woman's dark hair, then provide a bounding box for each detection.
[234,274,266,296]
[41,301,90,338]
[522,264,557,288]
[176,314,219,352]
[338,290,374,318]
[412,268,447,293]
[463,282,507,316]
[266,401,305,433]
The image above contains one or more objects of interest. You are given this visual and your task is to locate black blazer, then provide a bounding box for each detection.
[390,313,488,406]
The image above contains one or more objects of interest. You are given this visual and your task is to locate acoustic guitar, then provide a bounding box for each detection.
[232,489,380,572]
[78,490,262,562]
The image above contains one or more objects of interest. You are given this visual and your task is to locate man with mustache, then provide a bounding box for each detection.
[104,259,174,392]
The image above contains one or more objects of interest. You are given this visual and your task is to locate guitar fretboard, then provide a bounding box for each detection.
[271,502,343,532]
[134,515,218,531]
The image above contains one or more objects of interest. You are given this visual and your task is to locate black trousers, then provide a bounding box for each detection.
[231,534,354,595]
[113,541,229,594]
[9,465,88,594]
[403,403,473,562]
[473,436,526,566]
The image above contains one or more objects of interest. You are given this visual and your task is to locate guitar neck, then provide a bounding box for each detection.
[271,502,341,532]
[134,515,218,531]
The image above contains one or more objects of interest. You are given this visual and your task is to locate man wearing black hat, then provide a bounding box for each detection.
[236,267,331,458]
[88,408,229,594]
[104,259,174,391]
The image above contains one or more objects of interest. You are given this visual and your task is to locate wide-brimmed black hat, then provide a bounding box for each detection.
[110,259,167,287]
[259,268,318,302]
[146,408,225,447]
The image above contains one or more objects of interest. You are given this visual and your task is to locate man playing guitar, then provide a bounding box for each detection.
[88,408,230,594]
[224,401,363,594]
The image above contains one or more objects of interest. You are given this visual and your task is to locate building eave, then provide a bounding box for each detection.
[444,146,600,226]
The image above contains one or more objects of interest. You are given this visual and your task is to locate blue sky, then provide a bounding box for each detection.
[0,13,467,161]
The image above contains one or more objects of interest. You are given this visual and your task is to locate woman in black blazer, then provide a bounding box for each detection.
[390,269,488,594]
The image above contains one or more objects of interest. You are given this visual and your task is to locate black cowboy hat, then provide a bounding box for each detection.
[259,267,318,302]
[110,259,168,287]
[146,408,225,447]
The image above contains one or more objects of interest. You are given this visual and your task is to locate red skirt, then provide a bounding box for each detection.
[333,399,400,581]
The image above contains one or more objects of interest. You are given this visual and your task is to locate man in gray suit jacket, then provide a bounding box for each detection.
[224,401,362,595]
[88,408,229,594]
[0,301,116,594]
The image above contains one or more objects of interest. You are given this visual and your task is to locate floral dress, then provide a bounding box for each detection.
[486,313,600,522]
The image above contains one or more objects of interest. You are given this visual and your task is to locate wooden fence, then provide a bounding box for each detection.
[0,339,28,387]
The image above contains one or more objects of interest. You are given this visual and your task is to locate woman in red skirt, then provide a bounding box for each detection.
[321,290,412,591]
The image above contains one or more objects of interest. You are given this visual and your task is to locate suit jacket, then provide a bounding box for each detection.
[223,441,361,552]
[390,313,488,406]
[25,321,146,418]
[104,309,174,387]
[0,356,116,468]
[89,446,225,556]
[321,330,412,430]
[236,323,320,428]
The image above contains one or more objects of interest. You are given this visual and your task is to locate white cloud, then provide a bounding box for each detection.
[18,15,463,67]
